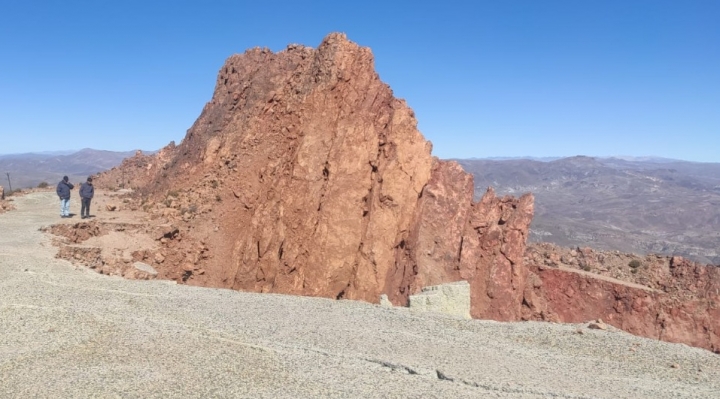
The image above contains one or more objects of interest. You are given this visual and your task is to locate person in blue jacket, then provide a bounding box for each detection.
[56,176,74,218]
[79,177,95,219]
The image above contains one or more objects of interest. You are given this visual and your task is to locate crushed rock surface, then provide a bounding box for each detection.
[1,191,719,398]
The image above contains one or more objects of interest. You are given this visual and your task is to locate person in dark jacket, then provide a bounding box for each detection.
[79,177,95,219]
[56,176,74,218]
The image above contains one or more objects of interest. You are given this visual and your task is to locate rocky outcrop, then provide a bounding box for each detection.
[200,33,435,304]
[92,33,534,310]
[389,160,474,303]
[391,158,534,320]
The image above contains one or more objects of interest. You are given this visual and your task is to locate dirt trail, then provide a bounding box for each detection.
[1,191,720,398]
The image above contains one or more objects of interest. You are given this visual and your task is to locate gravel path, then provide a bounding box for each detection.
[2,191,719,398]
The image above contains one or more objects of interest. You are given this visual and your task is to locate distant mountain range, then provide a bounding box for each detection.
[474,155,682,163]
[453,156,720,265]
[0,148,150,190]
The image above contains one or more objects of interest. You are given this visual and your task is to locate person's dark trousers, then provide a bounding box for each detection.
[81,198,92,218]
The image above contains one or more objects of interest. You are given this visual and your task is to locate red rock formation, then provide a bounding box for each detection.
[388,160,471,304]
[94,33,533,308]
[204,34,435,303]
[462,189,535,321]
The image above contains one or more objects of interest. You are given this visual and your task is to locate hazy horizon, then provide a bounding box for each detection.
[2,148,718,165]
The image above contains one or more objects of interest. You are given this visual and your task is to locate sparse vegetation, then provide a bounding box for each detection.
[581,264,592,272]
[167,190,179,198]
[37,182,49,188]
[210,180,219,189]
[215,194,222,202]
[628,259,642,269]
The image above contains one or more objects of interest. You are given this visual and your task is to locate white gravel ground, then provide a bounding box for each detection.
[1,191,719,398]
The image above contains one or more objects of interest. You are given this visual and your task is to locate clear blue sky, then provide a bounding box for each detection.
[1,1,718,161]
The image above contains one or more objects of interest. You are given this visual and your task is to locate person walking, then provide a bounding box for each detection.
[79,177,94,219]
[56,176,74,218]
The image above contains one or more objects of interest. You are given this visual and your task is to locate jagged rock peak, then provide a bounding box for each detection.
[94,32,534,315]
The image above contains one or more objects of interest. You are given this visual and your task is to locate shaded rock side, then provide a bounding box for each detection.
[389,160,474,303]
[392,160,535,318]
[462,189,535,321]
